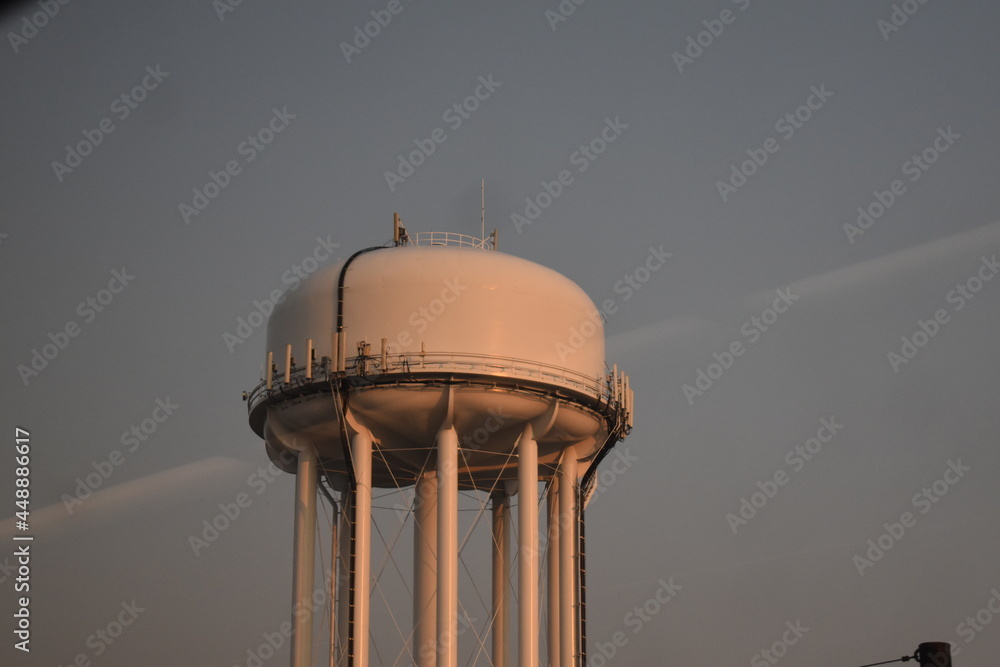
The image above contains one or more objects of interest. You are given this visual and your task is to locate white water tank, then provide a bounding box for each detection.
[247,232,632,488]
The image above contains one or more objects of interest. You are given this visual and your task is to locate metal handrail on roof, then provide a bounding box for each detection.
[247,350,597,404]
[404,231,497,251]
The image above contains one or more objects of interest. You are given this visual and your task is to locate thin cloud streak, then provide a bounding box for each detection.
[609,221,1000,357]
[0,456,252,542]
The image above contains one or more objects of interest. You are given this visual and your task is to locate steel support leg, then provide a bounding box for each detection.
[436,427,459,667]
[414,472,438,667]
[517,424,539,667]
[491,489,511,667]
[558,452,578,667]
[291,447,317,667]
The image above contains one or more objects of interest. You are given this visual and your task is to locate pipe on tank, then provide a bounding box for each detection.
[336,491,352,666]
[328,490,338,667]
[266,351,273,389]
[336,246,387,346]
[547,477,561,667]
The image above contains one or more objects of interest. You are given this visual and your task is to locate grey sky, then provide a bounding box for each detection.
[2,0,999,665]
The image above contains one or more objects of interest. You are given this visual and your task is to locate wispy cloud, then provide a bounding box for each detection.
[1,457,252,541]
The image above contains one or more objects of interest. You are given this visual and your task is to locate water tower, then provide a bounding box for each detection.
[245,215,633,667]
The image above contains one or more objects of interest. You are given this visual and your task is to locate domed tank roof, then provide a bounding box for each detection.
[264,261,344,365]
[264,243,606,387]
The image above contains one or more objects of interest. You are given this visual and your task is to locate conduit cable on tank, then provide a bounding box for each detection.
[856,651,918,667]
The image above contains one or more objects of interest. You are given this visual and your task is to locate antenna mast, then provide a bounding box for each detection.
[481,178,485,241]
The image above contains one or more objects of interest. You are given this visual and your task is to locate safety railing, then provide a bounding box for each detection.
[245,348,631,436]
[248,351,589,402]
[404,231,496,250]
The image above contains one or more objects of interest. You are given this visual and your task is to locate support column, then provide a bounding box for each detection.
[578,505,587,665]
[352,430,373,667]
[517,424,539,667]
[491,488,511,667]
[558,452,578,667]
[291,446,318,667]
[414,472,438,667]
[329,496,339,667]
[547,477,561,667]
[436,427,459,667]
[336,490,352,667]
